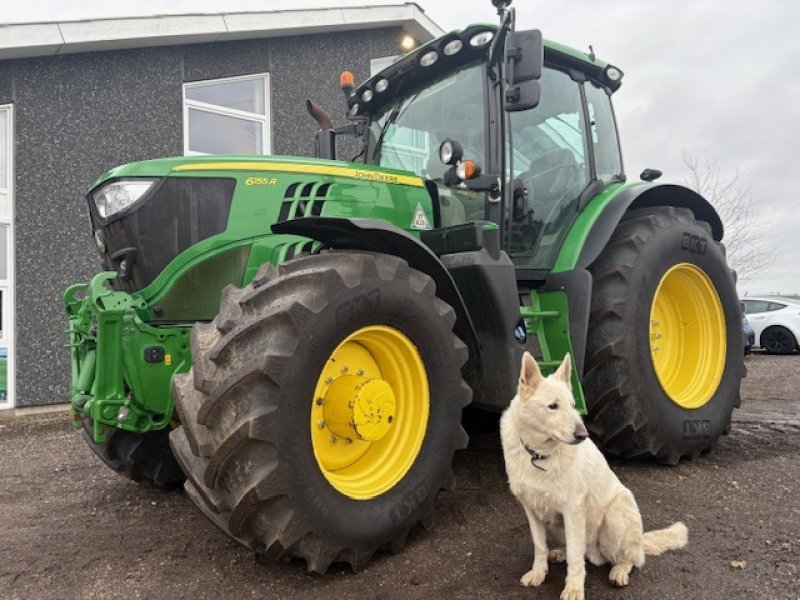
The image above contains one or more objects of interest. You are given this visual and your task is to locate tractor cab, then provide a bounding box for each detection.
[331,19,625,280]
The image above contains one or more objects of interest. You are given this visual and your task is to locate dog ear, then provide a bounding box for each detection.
[553,353,572,390]
[519,351,544,391]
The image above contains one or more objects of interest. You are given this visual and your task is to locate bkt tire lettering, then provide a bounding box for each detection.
[682,419,712,440]
[681,232,707,255]
[390,484,428,525]
[336,289,380,324]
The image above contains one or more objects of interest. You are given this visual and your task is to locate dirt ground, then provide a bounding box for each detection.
[1,354,798,600]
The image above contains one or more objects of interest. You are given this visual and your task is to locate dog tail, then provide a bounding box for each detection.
[643,522,688,556]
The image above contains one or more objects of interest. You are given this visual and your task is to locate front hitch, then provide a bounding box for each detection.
[64,272,191,444]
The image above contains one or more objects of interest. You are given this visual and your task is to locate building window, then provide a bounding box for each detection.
[183,74,271,155]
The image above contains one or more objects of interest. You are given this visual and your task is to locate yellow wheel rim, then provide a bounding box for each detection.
[310,325,429,500]
[649,263,726,409]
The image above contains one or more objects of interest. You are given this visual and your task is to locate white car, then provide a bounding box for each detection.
[741,296,800,354]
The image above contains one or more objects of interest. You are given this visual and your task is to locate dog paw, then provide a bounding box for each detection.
[609,563,632,587]
[548,548,567,563]
[559,584,585,600]
[520,567,547,587]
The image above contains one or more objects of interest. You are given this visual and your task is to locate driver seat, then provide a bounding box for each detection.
[524,148,578,206]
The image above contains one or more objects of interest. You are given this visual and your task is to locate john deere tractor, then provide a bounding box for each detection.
[65,1,742,573]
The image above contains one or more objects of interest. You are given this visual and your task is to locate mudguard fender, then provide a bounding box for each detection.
[271,217,481,369]
[575,182,723,270]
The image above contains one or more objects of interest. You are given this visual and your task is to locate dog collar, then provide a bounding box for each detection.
[520,438,548,471]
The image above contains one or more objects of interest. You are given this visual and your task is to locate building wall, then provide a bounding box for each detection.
[0,27,401,407]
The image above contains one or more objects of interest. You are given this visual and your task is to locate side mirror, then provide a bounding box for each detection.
[504,29,544,112]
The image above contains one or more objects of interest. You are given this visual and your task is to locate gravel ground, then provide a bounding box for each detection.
[1,353,798,600]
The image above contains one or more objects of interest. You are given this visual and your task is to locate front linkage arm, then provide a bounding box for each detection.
[64,272,191,444]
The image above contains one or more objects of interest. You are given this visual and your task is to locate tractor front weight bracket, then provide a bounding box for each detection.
[64,272,192,444]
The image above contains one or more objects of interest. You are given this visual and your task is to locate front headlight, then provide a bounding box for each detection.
[92,179,157,219]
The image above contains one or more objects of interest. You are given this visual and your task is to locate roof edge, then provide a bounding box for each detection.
[0,3,445,61]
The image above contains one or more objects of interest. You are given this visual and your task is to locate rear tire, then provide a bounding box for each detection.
[169,252,470,572]
[82,418,185,488]
[761,325,797,355]
[584,207,743,463]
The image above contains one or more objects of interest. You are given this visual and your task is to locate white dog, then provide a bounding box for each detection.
[500,352,688,600]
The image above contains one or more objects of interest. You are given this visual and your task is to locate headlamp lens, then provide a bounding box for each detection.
[93,179,157,219]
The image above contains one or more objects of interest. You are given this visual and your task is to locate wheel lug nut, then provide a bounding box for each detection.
[317,421,326,429]
[341,366,349,374]
[329,435,337,444]
[325,377,334,384]
[315,397,324,406]
[356,369,365,376]
[345,438,353,445]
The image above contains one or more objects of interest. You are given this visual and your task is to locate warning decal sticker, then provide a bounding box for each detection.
[410,203,432,230]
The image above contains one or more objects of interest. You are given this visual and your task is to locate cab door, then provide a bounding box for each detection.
[504,67,591,272]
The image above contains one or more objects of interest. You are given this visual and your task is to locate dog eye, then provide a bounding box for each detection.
[548,402,559,410]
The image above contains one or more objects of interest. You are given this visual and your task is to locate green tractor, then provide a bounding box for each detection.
[65,1,742,573]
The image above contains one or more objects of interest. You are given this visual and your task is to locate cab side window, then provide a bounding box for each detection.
[584,82,623,183]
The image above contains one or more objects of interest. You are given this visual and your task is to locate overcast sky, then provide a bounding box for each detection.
[3,0,798,294]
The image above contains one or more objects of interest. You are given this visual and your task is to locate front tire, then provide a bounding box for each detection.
[584,207,744,463]
[169,252,470,572]
[82,418,185,488]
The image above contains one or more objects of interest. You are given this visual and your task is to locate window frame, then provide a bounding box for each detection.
[182,73,272,156]
[0,103,13,409]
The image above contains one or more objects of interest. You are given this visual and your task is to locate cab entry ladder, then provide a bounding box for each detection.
[519,291,586,413]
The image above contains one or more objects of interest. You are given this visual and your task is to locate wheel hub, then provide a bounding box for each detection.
[310,325,429,500]
[649,263,726,409]
[323,376,396,442]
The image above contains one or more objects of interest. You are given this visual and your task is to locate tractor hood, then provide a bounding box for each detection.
[86,155,435,314]
[92,155,425,190]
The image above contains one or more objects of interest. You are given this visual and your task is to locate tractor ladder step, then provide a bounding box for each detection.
[519,303,561,369]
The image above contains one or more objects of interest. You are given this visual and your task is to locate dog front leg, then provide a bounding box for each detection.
[561,507,587,600]
[520,506,549,587]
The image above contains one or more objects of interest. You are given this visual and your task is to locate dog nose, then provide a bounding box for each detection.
[574,423,589,442]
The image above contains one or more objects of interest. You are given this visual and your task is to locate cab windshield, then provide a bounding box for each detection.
[366,61,488,225]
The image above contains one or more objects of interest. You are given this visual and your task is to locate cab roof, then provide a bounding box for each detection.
[349,23,622,117]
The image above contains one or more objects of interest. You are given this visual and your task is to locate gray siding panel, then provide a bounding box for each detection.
[13,47,183,406]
